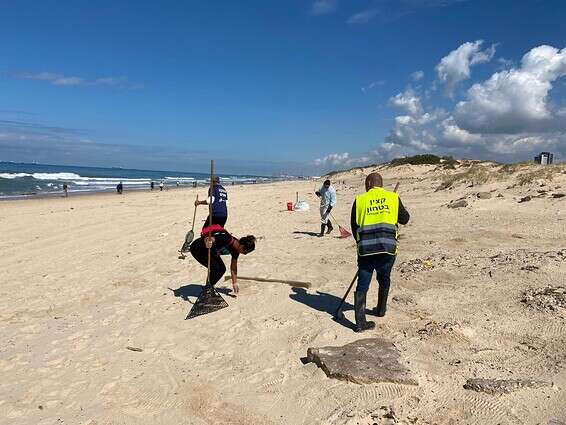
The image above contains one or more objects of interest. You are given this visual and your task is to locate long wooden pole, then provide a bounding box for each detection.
[223,275,311,288]
[334,272,359,318]
[191,194,199,232]
[206,160,214,286]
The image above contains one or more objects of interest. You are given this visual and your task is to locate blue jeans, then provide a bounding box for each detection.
[356,254,396,293]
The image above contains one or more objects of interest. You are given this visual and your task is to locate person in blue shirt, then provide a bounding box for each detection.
[195,176,229,228]
[315,179,337,237]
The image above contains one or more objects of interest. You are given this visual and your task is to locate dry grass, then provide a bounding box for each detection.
[436,162,566,190]
[437,164,493,190]
[515,164,566,185]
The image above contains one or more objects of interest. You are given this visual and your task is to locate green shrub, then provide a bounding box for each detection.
[389,154,459,167]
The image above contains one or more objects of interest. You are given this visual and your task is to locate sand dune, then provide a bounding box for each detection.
[1,163,565,424]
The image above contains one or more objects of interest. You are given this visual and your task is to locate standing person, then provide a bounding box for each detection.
[159,181,164,191]
[116,181,123,194]
[195,176,228,228]
[63,183,68,197]
[315,179,337,237]
[150,181,155,190]
[189,226,256,295]
[350,173,410,332]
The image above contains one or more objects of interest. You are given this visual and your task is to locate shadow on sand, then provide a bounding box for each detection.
[292,231,346,239]
[169,283,236,302]
[289,287,355,330]
[292,231,320,237]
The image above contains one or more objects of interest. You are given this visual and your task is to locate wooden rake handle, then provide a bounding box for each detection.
[191,194,199,232]
[224,275,311,289]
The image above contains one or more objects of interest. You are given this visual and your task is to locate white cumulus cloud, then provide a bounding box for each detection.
[314,152,350,166]
[455,45,566,134]
[315,43,566,168]
[411,70,424,81]
[379,44,566,162]
[314,152,371,169]
[436,40,496,97]
[439,117,482,146]
[389,89,423,116]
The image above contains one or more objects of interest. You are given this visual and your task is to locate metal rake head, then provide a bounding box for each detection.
[185,285,229,319]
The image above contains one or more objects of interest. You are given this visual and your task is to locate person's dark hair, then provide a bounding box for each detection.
[323,179,331,186]
[239,235,256,253]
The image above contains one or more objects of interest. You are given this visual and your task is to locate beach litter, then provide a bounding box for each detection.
[293,201,310,211]
[521,285,566,312]
[125,346,143,352]
[398,258,436,274]
[463,378,549,395]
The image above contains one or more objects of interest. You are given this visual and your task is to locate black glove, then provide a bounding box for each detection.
[326,205,333,214]
[315,191,321,197]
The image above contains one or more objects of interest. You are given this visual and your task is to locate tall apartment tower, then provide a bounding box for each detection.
[534,152,554,165]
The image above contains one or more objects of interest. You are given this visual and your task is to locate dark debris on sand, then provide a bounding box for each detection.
[521,286,566,312]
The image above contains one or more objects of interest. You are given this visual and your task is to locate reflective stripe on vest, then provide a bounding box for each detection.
[355,188,399,256]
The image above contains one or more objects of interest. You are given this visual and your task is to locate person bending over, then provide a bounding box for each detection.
[190,226,255,295]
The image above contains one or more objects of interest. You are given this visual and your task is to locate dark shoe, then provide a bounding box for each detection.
[326,222,334,234]
[372,286,390,317]
[354,291,375,332]
[319,224,326,237]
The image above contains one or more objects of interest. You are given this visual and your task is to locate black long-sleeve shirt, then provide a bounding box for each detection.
[350,197,410,237]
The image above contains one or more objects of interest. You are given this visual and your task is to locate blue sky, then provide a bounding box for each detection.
[1,0,565,175]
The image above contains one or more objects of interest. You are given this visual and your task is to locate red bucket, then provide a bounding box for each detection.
[287,202,294,211]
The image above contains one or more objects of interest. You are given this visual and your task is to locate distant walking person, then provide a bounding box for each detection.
[315,179,337,237]
[63,183,68,197]
[350,173,410,332]
[159,181,164,191]
[150,181,154,190]
[116,181,123,194]
[195,176,228,228]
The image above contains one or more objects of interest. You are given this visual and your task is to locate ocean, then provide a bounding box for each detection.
[0,162,274,199]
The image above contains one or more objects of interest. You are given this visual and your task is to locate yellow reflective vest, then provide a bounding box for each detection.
[355,187,399,256]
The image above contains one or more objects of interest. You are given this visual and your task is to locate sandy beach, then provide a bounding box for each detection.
[1,163,565,424]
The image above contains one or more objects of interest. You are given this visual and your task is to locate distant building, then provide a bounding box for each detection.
[534,152,554,165]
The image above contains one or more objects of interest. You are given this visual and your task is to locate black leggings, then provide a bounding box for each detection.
[202,215,227,230]
[189,239,226,285]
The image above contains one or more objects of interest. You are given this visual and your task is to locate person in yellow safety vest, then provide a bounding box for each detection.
[349,172,410,332]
